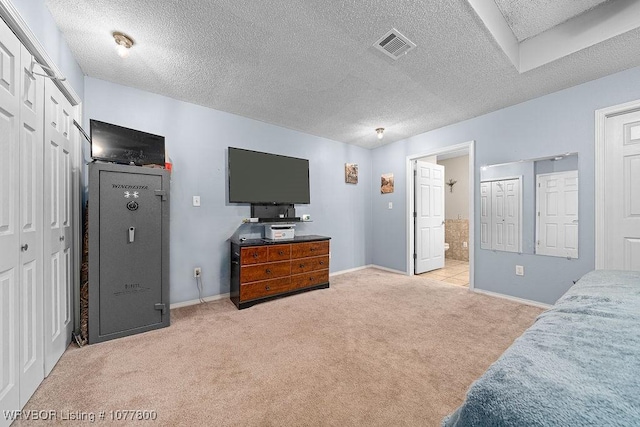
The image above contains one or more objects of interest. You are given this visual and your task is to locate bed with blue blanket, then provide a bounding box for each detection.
[443,270,640,426]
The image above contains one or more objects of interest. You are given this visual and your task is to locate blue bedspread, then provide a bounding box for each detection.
[443,270,640,426]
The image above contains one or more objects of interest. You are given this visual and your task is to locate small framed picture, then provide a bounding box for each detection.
[381,173,394,194]
[345,163,358,184]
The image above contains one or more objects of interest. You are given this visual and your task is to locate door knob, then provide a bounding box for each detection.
[59,236,65,241]
[21,244,28,252]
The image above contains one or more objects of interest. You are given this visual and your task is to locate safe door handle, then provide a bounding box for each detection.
[128,227,135,243]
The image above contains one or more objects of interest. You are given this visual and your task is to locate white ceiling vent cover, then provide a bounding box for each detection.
[373,28,416,60]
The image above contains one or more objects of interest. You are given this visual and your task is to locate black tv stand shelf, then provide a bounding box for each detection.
[258,217,300,223]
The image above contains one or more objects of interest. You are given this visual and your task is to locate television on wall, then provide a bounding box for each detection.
[228,147,310,204]
[90,119,165,166]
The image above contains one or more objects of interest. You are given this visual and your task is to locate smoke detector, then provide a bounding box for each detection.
[373,28,416,60]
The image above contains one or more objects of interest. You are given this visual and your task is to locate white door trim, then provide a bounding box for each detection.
[595,99,640,268]
[405,140,475,289]
[0,0,81,107]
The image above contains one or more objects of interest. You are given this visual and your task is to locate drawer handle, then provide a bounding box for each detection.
[279,250,284,255]
[266,269,272,274]
[253,253,258,258]
[310,247,316,252]
[319,261,324,265]
[309,277,314,281]
[265,285,270,291]
[299,264,305,268]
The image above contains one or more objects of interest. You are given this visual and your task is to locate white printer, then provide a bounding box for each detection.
[264,223,295,240]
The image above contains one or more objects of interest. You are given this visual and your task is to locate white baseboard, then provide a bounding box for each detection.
[329,265,370,276]
[369,265,408,275]
[170,293,230,310]
[472,288,552,309]
[331,264,408,276]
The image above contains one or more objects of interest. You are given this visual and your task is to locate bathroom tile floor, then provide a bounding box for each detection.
[419,259,469,287]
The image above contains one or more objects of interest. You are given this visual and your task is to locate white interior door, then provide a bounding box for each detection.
[604,110,640,270]
[18,45,45,406]
[536,171,579,258]
[415,160,445,274]
[0,19,22,420]
[43,78,73,375]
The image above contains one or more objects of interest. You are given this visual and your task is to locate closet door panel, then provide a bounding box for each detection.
[43,78,73,376]
[0,19,21,423]
[18,45,44,405]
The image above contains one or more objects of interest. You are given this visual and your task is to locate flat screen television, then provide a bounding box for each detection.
[90,119,165,166]
[228,147,310,204]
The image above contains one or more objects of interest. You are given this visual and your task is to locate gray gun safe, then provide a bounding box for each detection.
[89,163,170,343]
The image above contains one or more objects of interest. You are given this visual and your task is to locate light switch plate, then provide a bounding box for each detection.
[515,265,524,276]
[388,202,393,209]
[193,196,201,207]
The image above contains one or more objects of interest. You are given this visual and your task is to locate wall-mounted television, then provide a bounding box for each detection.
[90,119,165,166]
[228,147,310,204]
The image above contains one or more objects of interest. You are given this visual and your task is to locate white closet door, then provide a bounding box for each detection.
[487,178,520,253]
[0,18,22,420]
[536,171,579,258]
[604,110,640,270]
[43,78,73,376]
[503,178,520,253]
[491,181,506,251]
[480,181,491,249]
[18,45,45,405]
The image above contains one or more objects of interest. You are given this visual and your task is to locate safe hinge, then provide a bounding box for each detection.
[413,253,417,260]
[414,169,417,176]
[154,303,167,315]
[413,212,417,218]
[155,190,167,200]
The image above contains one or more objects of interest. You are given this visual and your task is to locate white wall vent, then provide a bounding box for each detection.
[373,28,416,60]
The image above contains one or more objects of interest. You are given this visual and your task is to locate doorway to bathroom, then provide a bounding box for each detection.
[406,141,474,288]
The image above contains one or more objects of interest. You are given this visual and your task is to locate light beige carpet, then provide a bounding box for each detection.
[18,268,543,426]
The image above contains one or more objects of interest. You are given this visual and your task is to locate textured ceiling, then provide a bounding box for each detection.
[494,0,610,41]
[45,0,640,148]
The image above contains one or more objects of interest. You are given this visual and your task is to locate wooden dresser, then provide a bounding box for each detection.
[230,235,330,309]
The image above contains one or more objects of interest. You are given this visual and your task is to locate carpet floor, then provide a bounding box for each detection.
[18,268,543,426]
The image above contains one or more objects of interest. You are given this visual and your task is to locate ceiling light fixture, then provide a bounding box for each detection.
[376,127,385,140]
[113,32,134,58]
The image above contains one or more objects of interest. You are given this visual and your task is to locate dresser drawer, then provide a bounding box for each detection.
[241,246,268,265]
[241,260,291,284]
[240,277,293,301]
[291,241,329,259]
[291,269,329,290]
[268,244,291,262]
[291,255,329,275]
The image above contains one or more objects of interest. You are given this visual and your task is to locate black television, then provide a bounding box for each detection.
[90,119,165,166]
[228,147,310,204]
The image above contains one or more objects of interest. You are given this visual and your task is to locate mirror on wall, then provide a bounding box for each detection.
[480,153,578,259]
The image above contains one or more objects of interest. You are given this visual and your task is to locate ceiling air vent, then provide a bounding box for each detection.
[373,28,416,60]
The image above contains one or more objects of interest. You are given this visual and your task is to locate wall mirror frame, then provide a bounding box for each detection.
[480,153,579,259]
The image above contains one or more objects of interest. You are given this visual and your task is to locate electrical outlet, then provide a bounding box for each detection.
[192,196,201,207]
[194,267,202,277]
[463,241,468,248]
[515,265,524,276]
[388,202,393,209]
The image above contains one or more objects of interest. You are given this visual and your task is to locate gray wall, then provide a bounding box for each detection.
[371,65,640,305]
[84,77,373,304]
[11,0,84,99]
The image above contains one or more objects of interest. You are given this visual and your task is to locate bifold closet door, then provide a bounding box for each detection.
[0,17,23,417]
[0,23,45,422]
[18,43,45,406]
[43,78,73,376]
